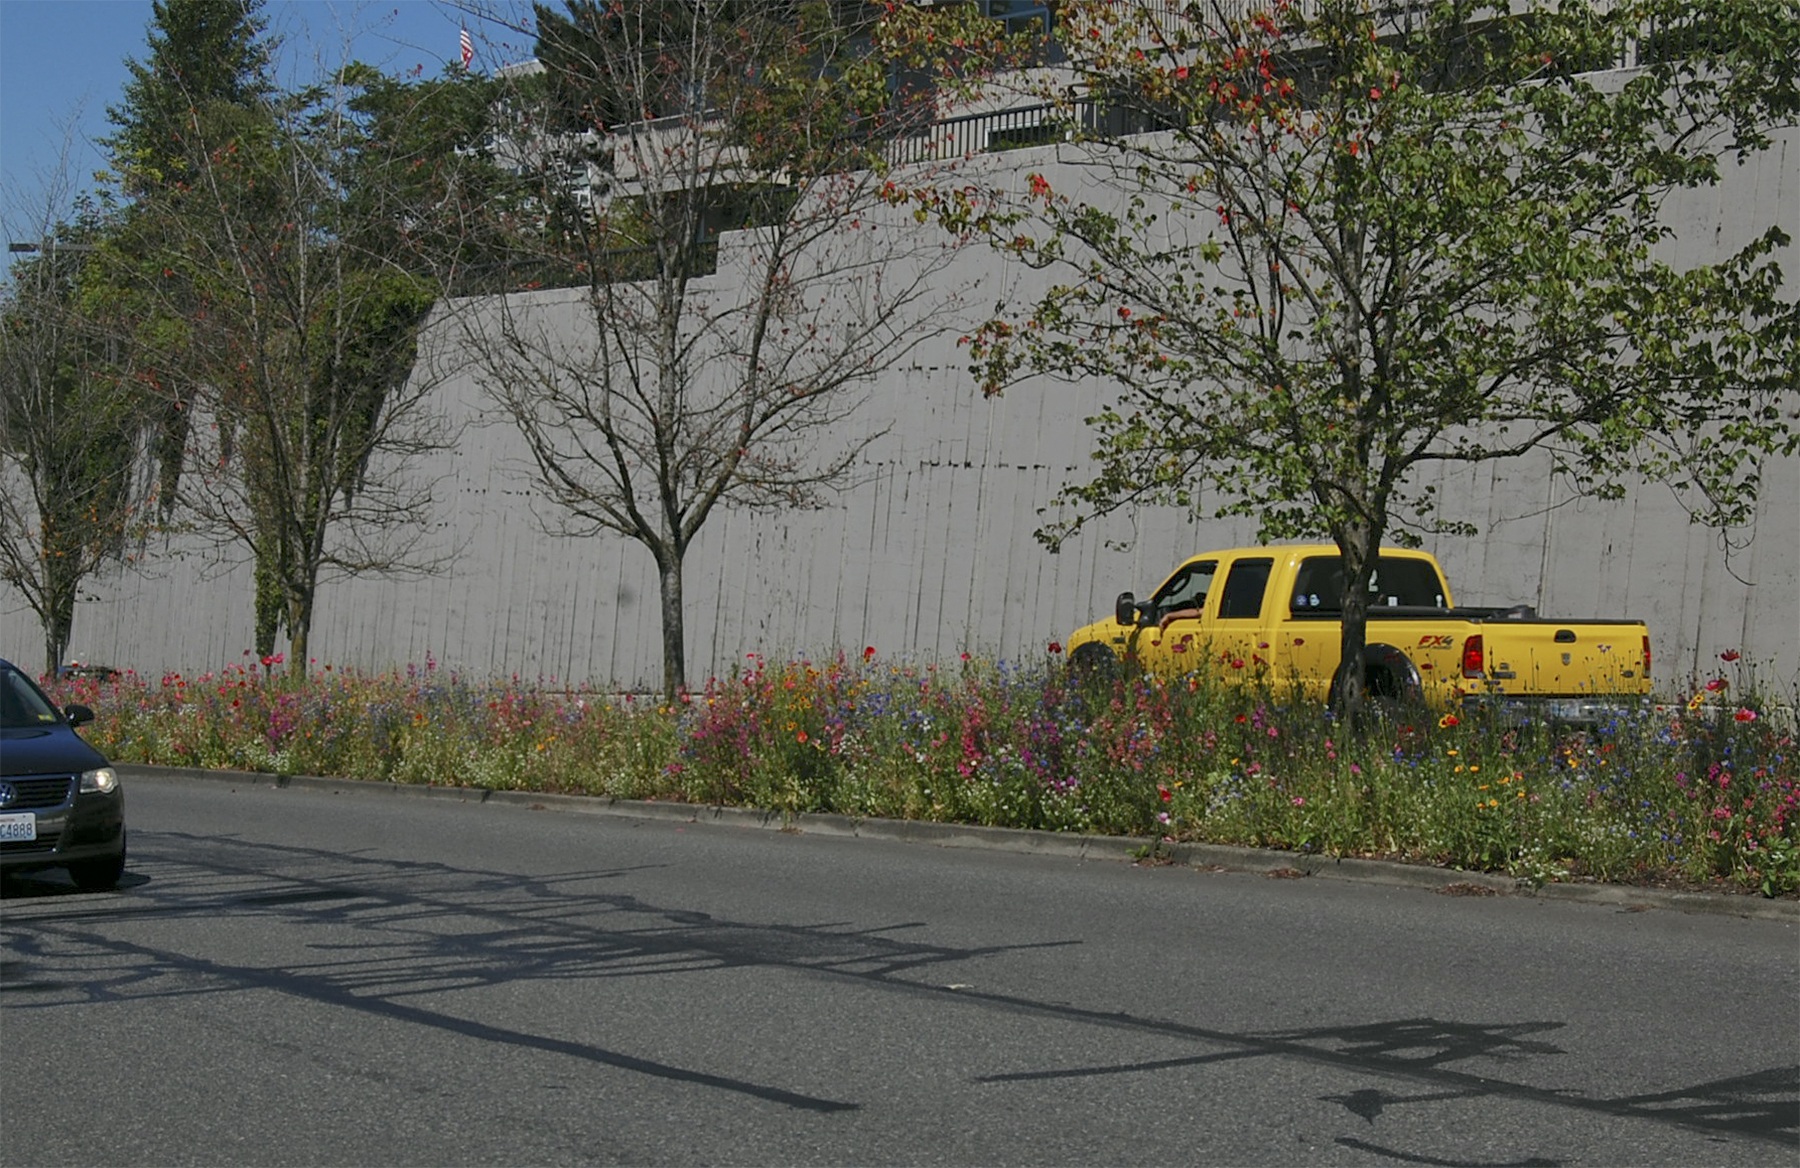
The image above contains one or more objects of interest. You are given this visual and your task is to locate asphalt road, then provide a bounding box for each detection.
[2,773,1795,1167]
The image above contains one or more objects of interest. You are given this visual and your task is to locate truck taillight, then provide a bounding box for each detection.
[1642,635,1652,675]
[1461,635,1485,678]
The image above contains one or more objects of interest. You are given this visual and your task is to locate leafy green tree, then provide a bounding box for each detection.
[103,0,275,196]
[97,0,278,531]
[338,63,544,294]
[91,0,483,670]
[104,68,450,673]
[0,211,155,674]
[937,0,1800,720]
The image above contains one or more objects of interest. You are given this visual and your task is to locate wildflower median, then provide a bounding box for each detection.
[50,649,1798,897]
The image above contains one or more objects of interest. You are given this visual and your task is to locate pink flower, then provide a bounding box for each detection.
[1291,797,1305,807]
[1705,677,1728,692]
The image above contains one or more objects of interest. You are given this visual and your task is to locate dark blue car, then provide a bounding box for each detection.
[0,658,126,890]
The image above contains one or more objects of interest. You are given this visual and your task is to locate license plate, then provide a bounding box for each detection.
[0,813,37,842]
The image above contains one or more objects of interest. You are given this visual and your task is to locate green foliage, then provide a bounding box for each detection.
[338,64,546,292]
[0,208,157,672]
[90,4,461,672]
[56,650,1799,895]
[102,0,275,197]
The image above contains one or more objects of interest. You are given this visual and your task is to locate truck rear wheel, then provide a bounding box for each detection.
[1329,645,1425,713]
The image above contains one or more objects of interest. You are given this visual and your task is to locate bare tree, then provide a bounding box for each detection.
[453,2,974,697]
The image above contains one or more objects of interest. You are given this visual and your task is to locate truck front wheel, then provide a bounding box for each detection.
[1068,642,1119,687]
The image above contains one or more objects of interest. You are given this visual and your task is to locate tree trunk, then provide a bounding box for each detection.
[43,571,77,678]
[285,584,312,678]
[659,554,686,701]
[43,604,73,679]
[253,533,284,659]
[1329,522,1380,728]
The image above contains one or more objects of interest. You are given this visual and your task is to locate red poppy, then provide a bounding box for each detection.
[1720,650,1741,662]
[863,646,877,662]
[1158,786,1172,802]
[1706,678,1728,692]
[1047,641,1062,655]
[1734,708,1758,723]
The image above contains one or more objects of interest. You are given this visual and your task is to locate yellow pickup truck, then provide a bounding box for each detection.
[1064,544,1652,723]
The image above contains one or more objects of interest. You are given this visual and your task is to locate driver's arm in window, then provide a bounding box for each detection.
[1158,606,1201,631]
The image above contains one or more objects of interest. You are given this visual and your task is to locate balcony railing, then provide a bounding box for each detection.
[884,97,1183,166]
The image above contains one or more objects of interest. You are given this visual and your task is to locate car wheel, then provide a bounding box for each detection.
[69,835,126,891]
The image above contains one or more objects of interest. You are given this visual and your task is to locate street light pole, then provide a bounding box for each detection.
[8,240,97,253]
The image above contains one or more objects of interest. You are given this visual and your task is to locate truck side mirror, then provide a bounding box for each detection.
[1115,592,1139,626]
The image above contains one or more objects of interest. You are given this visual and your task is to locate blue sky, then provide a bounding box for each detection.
[0,0,533,236]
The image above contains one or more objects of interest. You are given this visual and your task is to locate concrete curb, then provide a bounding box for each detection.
[118,763,1799,924]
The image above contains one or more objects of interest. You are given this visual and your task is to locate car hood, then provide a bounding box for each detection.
[0,726,108,777]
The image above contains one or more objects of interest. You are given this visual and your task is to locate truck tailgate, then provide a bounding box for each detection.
[1476,621,1651,696]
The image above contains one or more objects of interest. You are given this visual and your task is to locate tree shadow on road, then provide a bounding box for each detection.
[1,827,1793,1154]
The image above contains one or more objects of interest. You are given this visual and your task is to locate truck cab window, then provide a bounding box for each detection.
[1291,556,1446,611]
[1151,560,1217,620]
[1217,558,1273,620]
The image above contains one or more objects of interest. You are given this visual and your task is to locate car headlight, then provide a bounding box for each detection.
[80,767,118,794]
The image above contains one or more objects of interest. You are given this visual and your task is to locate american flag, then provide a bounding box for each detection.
[460,27,474,69]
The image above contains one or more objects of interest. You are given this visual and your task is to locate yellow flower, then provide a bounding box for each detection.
[1488,798,1499,808]
[1446,748,1459,757]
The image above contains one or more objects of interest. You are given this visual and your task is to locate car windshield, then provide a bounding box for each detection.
[0,667,61,730]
